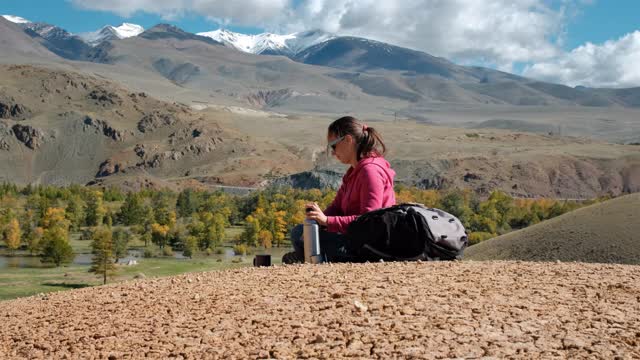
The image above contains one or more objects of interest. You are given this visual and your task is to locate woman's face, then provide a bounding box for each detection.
[327,132,352,165]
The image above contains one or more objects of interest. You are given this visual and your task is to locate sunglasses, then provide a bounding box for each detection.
[328,136,345,151]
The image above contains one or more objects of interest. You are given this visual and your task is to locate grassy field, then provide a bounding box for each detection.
[0,226,288,301]
[0,257,251,300]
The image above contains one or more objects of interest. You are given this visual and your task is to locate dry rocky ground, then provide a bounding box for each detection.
[1,260,638,359]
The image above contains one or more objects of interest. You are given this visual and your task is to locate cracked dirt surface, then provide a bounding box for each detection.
[1,260,639,359]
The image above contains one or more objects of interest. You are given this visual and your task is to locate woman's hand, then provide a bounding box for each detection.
[305,202,327,226]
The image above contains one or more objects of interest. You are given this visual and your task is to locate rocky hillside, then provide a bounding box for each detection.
[258,117,640,198]
[0,65,310,190]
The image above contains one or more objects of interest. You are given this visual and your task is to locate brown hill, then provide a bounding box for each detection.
[465,193,640,264]
[0,65,310,189]
[0,261,638,358]
[1,64,640,196]
[0,17,58,61]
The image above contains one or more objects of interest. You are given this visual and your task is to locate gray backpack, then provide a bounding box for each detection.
[345,203,468,261]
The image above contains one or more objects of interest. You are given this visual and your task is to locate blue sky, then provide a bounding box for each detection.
[2,0,640,87]
[2,0,637,49]
[0,0,264,34]
[563,0,640,49]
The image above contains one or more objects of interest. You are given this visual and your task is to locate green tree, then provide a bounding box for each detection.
[104,210,114,227]
[40,208,74,267]
[25,194,50,226]
[112,227,131,263]
[152,192,174,226]
[65,195,85,231]
[240,214,261,247]
[40,229,74,266]
[176,188,201,218]
[117,192,145,226]
[89,227,116,285]
[27,227,43,255]
[140,205,154,247]
[441,190,473,228]
[103,186,124,202]
[487,191,513,230]
[183,235,198,258]
[209,213,226,248]
[187,214,207,250]
[85,191,106,226]
[195,212,226,250]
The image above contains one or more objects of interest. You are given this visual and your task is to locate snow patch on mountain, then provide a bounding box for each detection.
[197,29,335,56]
[80,23,144,46]
[2,15,31,24]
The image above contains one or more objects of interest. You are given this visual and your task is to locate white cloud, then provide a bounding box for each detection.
[285,0,567,70]
[71,0,569,66]
[72,0,640,88]
[70,0,289,25]
[523,31,640,88]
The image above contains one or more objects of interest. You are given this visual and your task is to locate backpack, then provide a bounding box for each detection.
[344,203,468,262]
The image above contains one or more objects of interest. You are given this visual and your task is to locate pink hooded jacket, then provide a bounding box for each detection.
[324,156,396,233]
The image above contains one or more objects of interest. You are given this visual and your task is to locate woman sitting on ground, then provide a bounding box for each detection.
[283,116,396,263]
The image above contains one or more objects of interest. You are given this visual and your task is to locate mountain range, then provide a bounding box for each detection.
[3,14,639,113]
[1,14,640,195]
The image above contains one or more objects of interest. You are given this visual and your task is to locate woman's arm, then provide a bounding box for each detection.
[323,185,344,216]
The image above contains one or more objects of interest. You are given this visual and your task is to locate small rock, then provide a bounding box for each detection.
[400,307,416,315]
[354,300,368,313]
[310,335,326,344]
[563,336,586,349]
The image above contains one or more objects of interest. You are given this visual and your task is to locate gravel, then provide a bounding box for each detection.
[1,260,639,359]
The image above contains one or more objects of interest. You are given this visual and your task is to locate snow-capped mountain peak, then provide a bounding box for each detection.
[197,28,335,56]
[111,23,144,38]
[80,23,144,46]
[2,15,31,24]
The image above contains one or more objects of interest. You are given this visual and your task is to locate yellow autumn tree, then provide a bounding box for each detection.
[151,223,170,249]
[272,208,288,247]
[259,229,273,248]
[418,189,441,208]
[395,188,416,204]
[4,218,21,253]
[40,207,74,267]
[290,199,307,226]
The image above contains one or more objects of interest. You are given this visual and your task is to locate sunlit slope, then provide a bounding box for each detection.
[465,193,640,264]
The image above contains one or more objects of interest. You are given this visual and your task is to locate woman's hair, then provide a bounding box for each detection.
[328,116,386,160]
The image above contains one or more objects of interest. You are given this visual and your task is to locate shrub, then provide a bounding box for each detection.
[233,244,248,256]
[143,247,155,258]
[162,246,174,257]
[79,228,93,240]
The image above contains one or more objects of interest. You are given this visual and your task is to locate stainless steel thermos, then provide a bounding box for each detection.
[303,219,323,263]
